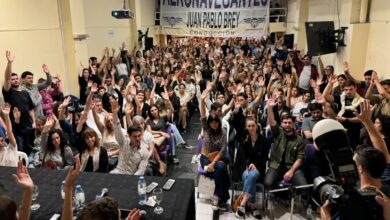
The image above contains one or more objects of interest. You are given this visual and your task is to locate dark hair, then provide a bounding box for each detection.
[211,102,222,112]
[237,92,248,100]
[344,80,356,87]
[127,125,142,136]
[207,113,222,134]
[303,55,311,60]
[281,114,295,122]
[11,73,18,77]
[325,65,334,72]
[308,103,322,112]
[376,115,390,138]
[355,145,386,178]
[364,70,373,77]
[0,195,17,220]
[80,128,100,153]
[337,74,347,80]
[147,104,160,120]
[77,197,119,220]
[21,71,33,79]
[380,79,390,87]
[47,128,66,154]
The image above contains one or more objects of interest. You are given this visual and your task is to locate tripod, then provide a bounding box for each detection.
[268,184,313,220]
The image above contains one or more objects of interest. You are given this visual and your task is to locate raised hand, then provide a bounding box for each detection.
[124,103,134,115]
[2,103,11,116]
[64,155,80,188]
[90,83,98,93]
[371,71,379,84]
[259,76,266,87]
[268,97,277,107]
[316,75,323,86]
[343,61,349,72]
[111,99,120,113]
[42,64,50,74]
[161,92,169,100]
[329,74,336,84]
[200,89,209,100]
[62,96,72,107]
[354,99,376,123]
[13,161,34,192]
[6,50,14,63]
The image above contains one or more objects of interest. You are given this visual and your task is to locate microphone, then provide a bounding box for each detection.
[100,188,109,198]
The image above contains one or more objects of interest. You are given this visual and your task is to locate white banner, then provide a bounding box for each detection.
[160,0,270,38]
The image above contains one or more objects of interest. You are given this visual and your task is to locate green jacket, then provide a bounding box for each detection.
[269,125,306,170]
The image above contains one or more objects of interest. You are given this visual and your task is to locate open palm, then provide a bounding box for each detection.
[13,161,34,191]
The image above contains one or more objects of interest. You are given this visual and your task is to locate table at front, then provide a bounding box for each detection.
[0,167,195,220]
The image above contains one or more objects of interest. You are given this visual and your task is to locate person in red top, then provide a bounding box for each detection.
[291,51,319,93]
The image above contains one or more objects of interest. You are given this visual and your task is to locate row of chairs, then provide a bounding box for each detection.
[196,138,317,211]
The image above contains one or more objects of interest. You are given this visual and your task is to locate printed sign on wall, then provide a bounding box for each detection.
[160,0,270,37]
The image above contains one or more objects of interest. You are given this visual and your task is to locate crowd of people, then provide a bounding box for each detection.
[0,35,390,219]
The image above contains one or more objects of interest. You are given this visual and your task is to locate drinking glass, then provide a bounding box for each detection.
[31,185,40,210]
[153,188,163,214]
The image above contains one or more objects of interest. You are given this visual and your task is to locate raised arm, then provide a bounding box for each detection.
[92,106,105,134]
[37,64,52,90]
[322,75,335,103]
[355,100,390,162]
[3,51,14,92]
[373,71,390,101]
[317,56,325,77]
[62,156,80,220]
[200,84,211,119]
[343,61,360,85]
[251,77,265,107]
[267,97,277,127]
[2,103,16,148]
[13,161,34,220]
[286,76,292,108]
[161,88,174,121]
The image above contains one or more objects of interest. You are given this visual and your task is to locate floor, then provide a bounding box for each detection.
[169,111,320,220]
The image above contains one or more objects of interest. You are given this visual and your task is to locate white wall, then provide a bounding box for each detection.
[0,0,66,101]
[83,0,131,58]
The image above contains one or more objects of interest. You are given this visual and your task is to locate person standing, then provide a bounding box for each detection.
[2,51,35,155]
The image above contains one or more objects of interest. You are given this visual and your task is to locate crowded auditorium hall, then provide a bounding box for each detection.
[1,0,390,219]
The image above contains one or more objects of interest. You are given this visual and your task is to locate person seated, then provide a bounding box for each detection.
[235,117,269,219]
[110,100,149,175]
[131,115,166,176]
[264,96,307,189]
[199,88,230,210]
[301,103,324,143]
[0,103,18,167]
[34,117,73,170]
[78,128,109,173]
[0,160,34,220]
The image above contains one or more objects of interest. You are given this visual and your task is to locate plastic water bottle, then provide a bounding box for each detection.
[75,185,86,210]
[61,181,66,199]
[306,204,314,220]
[138,176,147,205]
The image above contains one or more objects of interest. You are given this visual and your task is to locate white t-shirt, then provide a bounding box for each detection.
[292,102,309,117]
[0,143,18,167]
[299,65,311,90]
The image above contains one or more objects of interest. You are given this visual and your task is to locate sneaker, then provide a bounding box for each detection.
[173,156,179,164]
[235,206,246,219]
[179,142,193,149]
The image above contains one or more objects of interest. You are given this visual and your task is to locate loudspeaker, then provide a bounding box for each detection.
[283,34,294,49]
[145,37,153,51]
[305,21,337,56]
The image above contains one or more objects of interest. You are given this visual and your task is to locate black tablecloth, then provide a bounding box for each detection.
[0,167,195,220]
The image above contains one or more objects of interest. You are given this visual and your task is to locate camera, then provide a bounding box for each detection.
[313,176,383,220]
[312,119,384,220]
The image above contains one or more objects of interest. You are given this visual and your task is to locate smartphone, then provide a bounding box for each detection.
[146,182,158,193]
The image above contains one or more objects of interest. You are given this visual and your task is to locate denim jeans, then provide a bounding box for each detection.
[168,123,185,155]
[200,154,230,202]
[242,169,260,203]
